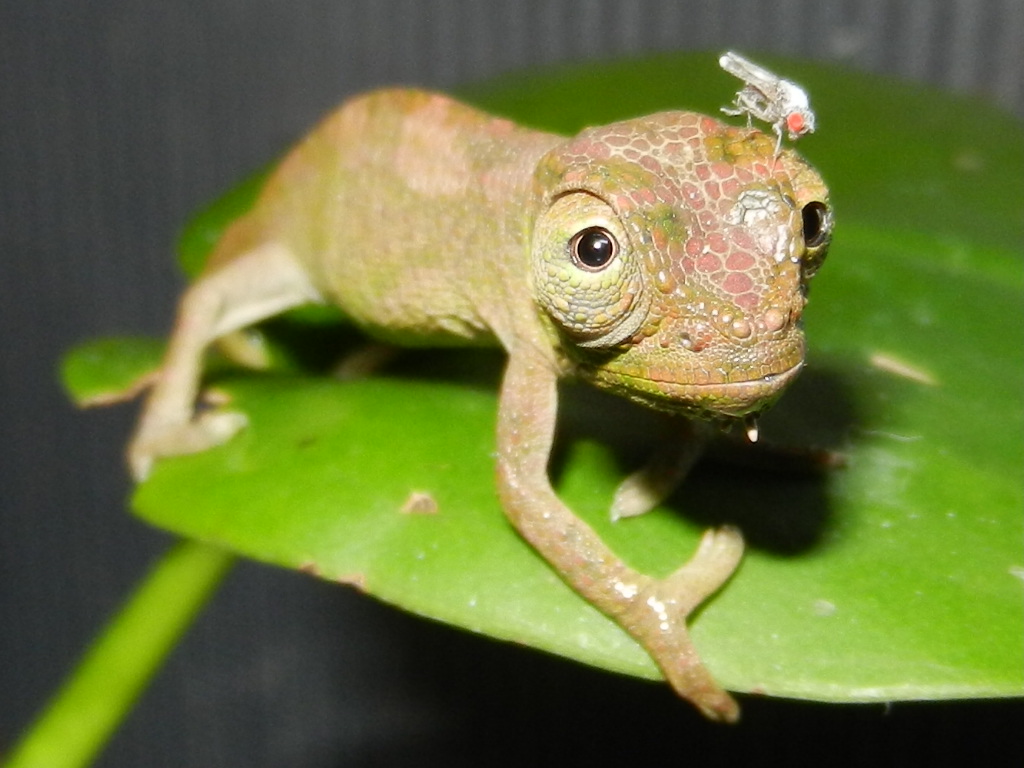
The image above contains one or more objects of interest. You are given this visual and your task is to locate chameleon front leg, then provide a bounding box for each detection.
[128,242,322,480]
[495,350,743,722]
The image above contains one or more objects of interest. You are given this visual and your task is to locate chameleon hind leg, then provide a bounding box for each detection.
[128,242,322,480]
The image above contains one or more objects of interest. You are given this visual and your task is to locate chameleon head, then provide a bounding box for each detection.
[529,111,832,419]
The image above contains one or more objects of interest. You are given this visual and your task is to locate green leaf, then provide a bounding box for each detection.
[60,337,165,407]
[71,53,1024,702]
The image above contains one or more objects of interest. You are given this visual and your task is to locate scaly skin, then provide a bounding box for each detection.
[128,89,832,721]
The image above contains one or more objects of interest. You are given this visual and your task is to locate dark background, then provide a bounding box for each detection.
[2,2,1021,766]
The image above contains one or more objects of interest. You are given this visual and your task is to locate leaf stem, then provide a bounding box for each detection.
[4,540,235,768]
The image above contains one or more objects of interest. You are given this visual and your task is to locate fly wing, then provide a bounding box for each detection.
[719,51,783,95]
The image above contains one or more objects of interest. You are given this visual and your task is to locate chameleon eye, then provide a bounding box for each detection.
[801,201,830,248]
[532,192,647,347]
[570,227,617,270]
[799,200,831,280]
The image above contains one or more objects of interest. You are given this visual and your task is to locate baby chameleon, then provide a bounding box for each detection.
[129,89,832,721]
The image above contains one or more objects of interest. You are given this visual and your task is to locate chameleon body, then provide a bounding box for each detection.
[129,89,832,721]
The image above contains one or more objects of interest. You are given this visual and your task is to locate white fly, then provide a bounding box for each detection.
[719,51,815,153]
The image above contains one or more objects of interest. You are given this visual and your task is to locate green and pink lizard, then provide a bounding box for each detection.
[128,65,832,721]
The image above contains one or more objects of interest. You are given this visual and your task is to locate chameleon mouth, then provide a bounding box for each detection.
[589,359,805,417]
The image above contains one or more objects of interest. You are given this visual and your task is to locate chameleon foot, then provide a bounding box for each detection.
[610,469,672,520]
[128,410,248,481]
[664,526,744,611]
[609,421,710,521]
[623,526,744,722]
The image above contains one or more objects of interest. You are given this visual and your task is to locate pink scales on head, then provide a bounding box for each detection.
[538,103,830,415]
[637,116,790,324]
[549,110,808,353]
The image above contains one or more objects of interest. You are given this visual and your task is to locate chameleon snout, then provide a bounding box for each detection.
[565,232,810,417]
[580,318,806,417]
